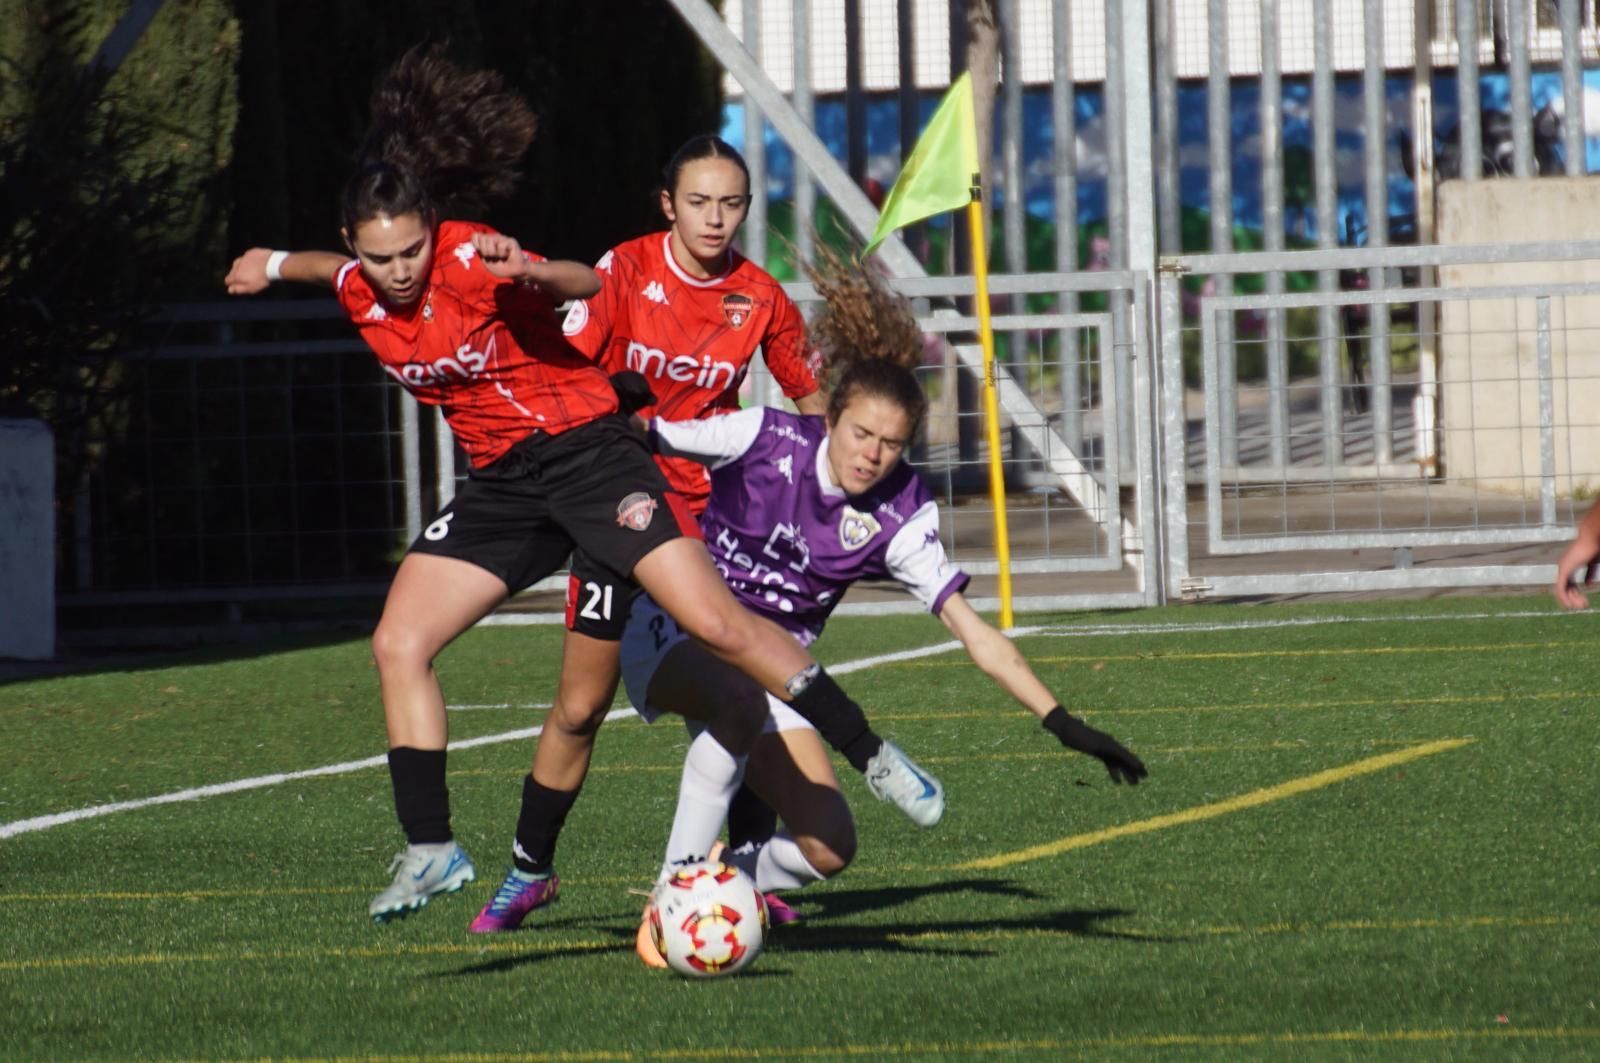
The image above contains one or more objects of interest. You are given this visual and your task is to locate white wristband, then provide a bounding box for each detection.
[265,250,289,282]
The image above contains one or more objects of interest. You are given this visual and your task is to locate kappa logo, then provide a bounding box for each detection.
[643,281,670,305]
[616,491,659,531]
[775,454,794,484]
[365,303,388,321]
[454,242,477,268]
[838,506,881,550]
[596,250,615,273]
[722,292,754,330]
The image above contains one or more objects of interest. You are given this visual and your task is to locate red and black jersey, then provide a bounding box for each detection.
[335,220,617,468]
[560,232,818,510]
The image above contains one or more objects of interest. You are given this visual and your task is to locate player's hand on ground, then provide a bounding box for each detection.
[1043,707,1147,784]
[471,232,529,280]
[224,248,273,295]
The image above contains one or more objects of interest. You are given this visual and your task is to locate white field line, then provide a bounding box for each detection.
[0,608,1577,842]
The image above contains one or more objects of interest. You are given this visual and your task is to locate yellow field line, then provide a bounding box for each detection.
[164,1026,1600,1062]
[957,738,1475,871]
[871,687,1597,721]
[880,640,1585,668]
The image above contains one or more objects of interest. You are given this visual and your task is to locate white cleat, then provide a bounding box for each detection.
[369,841,476,924]
[865,740,945,827]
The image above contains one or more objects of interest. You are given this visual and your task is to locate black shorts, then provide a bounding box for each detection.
[564,550,636,639]
[407,415,700,593]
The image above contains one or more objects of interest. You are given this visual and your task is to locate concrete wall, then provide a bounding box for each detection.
[1438,177,1600,499]
[0,419,55,659]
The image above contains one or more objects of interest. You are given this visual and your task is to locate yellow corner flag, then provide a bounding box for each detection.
[863,72,979,256]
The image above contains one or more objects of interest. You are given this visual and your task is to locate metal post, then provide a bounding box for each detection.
[401,392,422,544]
[1001,0,1027,470]
[793,0,815,266]
[433,409,455,506]
[1536,296,1556,526]
[1153,0,1181,256]
[1560,0,1585,176]
[897,0,919,254]
[1208,0,1237,469]
[1415,0,1441,473]
[1455,0,1483,180]
[1052,0,1082,450]
[1364,0,1393,464]
[1313,0,1343,465]
[742,0,767,270]
[845,0,867,186]
[1507,0,1532,176]
[1261,0,1289,468]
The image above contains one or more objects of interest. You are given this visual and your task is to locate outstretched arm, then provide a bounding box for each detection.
[470,232,601,300]
[1554,497,1600,609]
[938,592,1147,784]
[224,248,349,295]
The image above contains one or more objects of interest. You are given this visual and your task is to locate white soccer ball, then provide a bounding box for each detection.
[648,859,768,978]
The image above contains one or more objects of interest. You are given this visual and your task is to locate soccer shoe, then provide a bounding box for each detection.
[368,841,476,924]
[764,893,800,926]
[865,740,945,827]
[468,867,561,933]
[636,903,669,969]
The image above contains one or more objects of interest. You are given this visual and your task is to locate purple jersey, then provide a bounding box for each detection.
[651,407,969,644]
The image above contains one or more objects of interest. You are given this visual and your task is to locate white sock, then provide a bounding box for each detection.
[659,730,746,881]
[752,831,826,892]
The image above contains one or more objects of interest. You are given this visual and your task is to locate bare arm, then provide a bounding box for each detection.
[937,590,1146,784]
[470,232,601,300]
[937,591,1057,718]
[224,248,349,295]
[1554,496,1600,609]
[793,389,828,416]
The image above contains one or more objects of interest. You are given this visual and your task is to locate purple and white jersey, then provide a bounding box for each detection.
[651,406,969,645]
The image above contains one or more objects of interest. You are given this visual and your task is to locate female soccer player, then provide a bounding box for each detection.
[468,134,832,932]
[621,254,1148,966]
[222,47,938,924]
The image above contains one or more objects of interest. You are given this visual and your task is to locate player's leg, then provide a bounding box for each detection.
[634,539,943,825]
[737,723,857,889]
[472,558,627,933]
[367,551,508,922]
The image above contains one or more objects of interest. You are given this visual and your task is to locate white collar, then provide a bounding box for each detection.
[815,433,846,500]
[661,232,735,289]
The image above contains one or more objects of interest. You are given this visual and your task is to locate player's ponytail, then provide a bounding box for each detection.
[802,244,928,437]
[341,44,538,232]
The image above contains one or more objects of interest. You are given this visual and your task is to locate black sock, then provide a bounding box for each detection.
[787,667,883,773]
[513,775,580,875]
[387,747,451,845]
[727,783,779,852]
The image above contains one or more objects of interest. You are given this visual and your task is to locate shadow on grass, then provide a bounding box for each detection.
[440,878,1174,976]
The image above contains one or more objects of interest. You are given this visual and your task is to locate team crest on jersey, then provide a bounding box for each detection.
[616,492,659,531]
[561,300,589,336]
[838,506,881,550]
[722,293,754,330]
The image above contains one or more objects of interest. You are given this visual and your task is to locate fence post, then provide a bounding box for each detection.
[0,419,55,659]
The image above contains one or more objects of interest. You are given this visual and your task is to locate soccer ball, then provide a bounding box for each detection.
[649,859,768,978]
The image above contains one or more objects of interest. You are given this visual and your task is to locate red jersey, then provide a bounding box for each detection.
[560,232,818,510]
[336,220,617,468]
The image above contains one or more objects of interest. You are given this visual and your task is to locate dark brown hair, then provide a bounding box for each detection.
[341,45,538,232]
[802,244,928,437]
[661,134,750,198]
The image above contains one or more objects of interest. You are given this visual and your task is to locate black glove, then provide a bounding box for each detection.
[1043,706,1147,784]
[609,370,657,415]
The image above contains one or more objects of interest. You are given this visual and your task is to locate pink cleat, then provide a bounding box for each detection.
[468,868,560,933]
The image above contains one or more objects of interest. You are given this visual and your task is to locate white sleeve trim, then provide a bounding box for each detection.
[334,260,361,291]
[884,500,967,612]
[650,407,765,470]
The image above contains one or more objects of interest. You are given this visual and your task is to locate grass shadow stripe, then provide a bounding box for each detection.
[957,738,1476,871]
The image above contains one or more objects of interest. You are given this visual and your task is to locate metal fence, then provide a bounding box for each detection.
[50,0,1600,624]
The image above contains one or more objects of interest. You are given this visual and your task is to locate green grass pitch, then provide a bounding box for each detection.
[2,595,1598,1060]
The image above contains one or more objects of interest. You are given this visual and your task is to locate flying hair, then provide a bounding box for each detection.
[801,242,928,435]
[342,44,538,230]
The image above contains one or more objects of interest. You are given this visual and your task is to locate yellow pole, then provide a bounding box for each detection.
[965,179,1014,628]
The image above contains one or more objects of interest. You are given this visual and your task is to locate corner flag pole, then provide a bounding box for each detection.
[964,176,1015,628]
